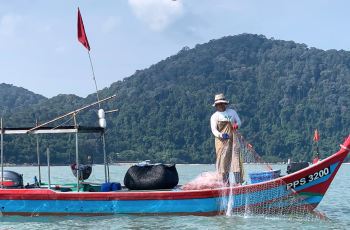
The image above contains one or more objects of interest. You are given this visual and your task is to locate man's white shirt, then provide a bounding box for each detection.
[210,109,241,138]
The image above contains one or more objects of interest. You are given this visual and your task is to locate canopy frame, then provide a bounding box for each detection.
[0,95,117,189]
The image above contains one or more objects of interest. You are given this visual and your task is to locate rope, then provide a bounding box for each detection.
[88,50,101,108]
[52,111,81,130]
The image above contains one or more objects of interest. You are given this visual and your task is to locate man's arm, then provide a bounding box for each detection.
[231,110,242,128]
[210,113,222,138]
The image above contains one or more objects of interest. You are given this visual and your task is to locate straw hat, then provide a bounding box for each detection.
[212,93,229,107]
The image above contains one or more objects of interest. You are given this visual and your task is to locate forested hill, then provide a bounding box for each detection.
[2,33,350,164]
[0,83,47,117]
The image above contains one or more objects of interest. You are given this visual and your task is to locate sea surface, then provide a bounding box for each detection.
[0,164,350,229]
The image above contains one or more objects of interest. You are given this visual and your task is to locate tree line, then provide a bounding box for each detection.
[1,33,350,164]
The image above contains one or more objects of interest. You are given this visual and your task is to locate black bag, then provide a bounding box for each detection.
[286,162,309,174]
[124,164,179,190]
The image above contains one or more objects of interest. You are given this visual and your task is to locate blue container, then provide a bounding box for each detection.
[101,182,121,192]
[249,169,281,184]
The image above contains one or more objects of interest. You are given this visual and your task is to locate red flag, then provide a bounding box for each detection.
[313,130,320,141]
[77,8,90,51]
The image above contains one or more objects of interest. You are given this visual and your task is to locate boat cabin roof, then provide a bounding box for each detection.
[2,126,104,135]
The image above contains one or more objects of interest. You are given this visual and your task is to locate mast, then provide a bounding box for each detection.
[47,148,50,189]
[74,113,80,192]
[102,132,108,183]
[78,8,112,183]
[36,120,41,185]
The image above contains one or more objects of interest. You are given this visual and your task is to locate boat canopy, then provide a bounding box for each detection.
[2,126,104,135]
[0,95,118,189]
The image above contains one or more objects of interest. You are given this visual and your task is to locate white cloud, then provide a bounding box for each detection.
[102,16,122,34]
[128,0,185,31]
[0,15,21,35]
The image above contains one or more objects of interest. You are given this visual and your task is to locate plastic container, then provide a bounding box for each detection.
[99,118,107,128]
[249,169,281,184]
[98,109,105,119]
[101,182,121,192]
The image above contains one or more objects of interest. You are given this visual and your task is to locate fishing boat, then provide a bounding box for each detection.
[0,6,343,217]
[0,94,348,216]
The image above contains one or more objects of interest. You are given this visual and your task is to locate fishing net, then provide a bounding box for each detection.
[181,171,227,190]
[71,163,92,180]
[69,135,103,181]
[182,132,329,221]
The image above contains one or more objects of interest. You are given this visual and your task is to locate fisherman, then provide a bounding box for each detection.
[210,93,243,185]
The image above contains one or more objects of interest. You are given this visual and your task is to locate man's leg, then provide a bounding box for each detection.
[222,173,229,184]
[234,172,243,184]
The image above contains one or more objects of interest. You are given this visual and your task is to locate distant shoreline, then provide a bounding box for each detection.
[0,163,286,167]
[3,162,350,167]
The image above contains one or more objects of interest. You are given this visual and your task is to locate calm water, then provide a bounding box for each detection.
[0,164,350,229]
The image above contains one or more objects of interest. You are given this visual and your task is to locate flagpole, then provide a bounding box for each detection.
[87,49,100,108]
[87,49,108,182]
[78,8,108,183]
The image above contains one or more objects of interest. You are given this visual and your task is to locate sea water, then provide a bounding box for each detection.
[0,164,349,229]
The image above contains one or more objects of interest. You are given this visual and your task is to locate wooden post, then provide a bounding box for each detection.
[105,109,119,114]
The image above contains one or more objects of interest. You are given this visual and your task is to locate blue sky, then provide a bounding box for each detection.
[0,0,349,98]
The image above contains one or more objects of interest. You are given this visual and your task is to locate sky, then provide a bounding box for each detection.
[0,0,350,98]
